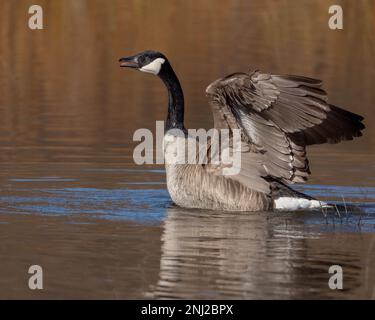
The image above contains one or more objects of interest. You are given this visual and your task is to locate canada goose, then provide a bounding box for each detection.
[119,51,365,211]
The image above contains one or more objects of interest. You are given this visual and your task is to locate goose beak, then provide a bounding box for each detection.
[119,56,139,69]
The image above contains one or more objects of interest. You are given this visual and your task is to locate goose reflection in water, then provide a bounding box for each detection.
[150,207,375,299]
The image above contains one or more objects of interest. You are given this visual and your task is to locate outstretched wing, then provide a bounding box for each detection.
[205,71,365,185]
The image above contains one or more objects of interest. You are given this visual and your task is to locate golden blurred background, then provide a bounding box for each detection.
[0,0,374,159]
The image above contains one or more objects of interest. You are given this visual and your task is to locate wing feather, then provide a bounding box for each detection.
[205,71,365,188]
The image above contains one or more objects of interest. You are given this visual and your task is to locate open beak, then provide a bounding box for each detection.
[119,55,139,69]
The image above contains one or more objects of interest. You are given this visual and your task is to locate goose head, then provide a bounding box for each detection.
[119,50,167,76]
[119,50,185,130]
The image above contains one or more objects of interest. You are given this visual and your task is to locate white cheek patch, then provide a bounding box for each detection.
[140,58,165,75]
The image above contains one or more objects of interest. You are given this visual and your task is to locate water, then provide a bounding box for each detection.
[0,0,375,299]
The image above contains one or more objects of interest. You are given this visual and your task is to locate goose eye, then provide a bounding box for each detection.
[138,56,146,64]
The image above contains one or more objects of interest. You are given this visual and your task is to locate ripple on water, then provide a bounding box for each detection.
[1,175,375,229]
[0,187,170,223]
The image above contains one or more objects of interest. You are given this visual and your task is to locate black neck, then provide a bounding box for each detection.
[158,62,185,131]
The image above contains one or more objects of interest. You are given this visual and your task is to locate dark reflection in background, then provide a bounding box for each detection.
[0,0,374,299]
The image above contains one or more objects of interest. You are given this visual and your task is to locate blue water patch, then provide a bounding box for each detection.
[0,188,170,223]
[0,182,374,228]
[295,184,375,200]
